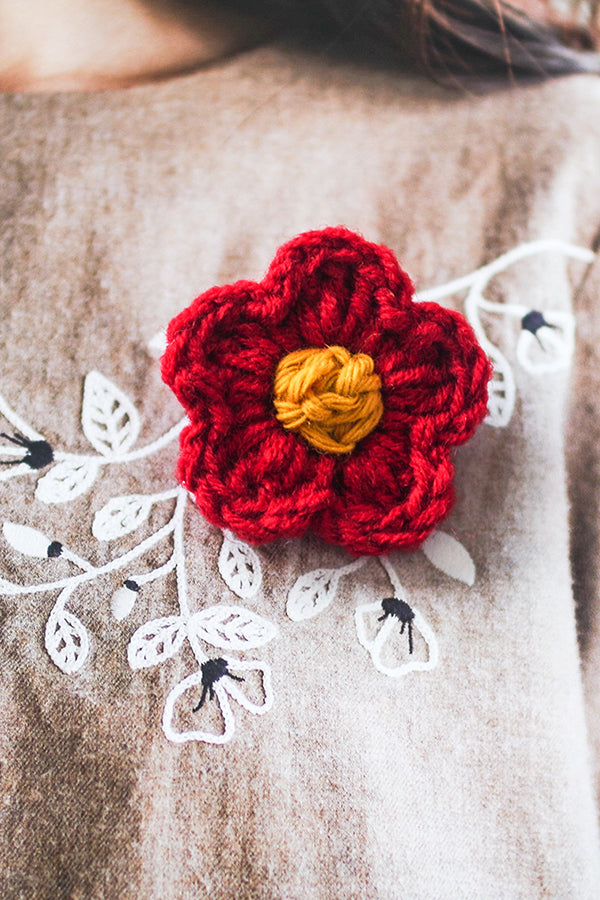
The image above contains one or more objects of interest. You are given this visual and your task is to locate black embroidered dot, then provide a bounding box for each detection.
[193,658,244,711]
[521,310,557,336]
[378,597,415,654]
[0,432,54,469]
[47,541,63,558]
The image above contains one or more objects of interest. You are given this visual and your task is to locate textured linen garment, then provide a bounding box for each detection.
[1,45,600,899]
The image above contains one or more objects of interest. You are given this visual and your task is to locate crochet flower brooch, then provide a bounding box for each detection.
[162,227,491,556]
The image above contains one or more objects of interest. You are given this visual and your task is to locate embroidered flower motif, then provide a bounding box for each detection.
[355,597,439,678]
[162,656,274,746]
[162,227,491,556]
[517,308,574,374]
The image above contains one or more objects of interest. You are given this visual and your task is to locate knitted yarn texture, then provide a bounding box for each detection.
[162,227,492,556]
[273,345,383,454]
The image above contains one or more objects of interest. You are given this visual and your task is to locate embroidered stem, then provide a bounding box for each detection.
[143,487,181,504]
[173,490,191,619]
[51,418,187,467]
[378,555,405,598]
[471,296,529,317]
[128,554,178,587]
[338,557,369,578]
[417,240,595,303]
[171,488,208,666]
[0,391,45,442]
[61,548,95,573]
[0,514,178,595]
[53,583,75,615]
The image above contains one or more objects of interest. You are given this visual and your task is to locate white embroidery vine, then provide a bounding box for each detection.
[0,241,592,742]
[0,374,275,745]
[417,239,593,427]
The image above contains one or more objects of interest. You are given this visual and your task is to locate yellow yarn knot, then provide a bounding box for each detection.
[273,346,383,454]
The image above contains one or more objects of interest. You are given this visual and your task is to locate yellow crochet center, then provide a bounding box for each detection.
[273,346,383,454]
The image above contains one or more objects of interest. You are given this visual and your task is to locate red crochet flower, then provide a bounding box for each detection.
[162,227,491,556]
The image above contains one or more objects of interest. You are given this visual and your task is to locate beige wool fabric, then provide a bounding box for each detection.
[1,44,600,899]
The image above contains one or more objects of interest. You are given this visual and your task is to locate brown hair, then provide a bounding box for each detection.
[218,0,600,80]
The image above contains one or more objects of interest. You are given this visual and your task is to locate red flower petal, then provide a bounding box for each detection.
[317,434,455,555]
[178,420,334,543]
[263,227,414,349]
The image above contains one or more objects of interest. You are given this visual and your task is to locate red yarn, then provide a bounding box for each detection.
[162,227,492,556]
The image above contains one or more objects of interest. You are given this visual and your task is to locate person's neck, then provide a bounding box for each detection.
[0,0,269,91]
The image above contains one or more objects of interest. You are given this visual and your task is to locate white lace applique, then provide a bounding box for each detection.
[417,240,593,427]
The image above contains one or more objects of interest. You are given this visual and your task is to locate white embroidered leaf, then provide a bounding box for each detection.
[484,344,515,429]
[45,606,90,674]
[3,521,55,558]
[93,494,154,541]
[218,531,263,599]
[35,458,100,504]
[81,371,140,456]
[189,605,277,651]
[286,567,341,621]
[147,330,167,359]
[422,531,475,586]
[464,286,515,430]
[127,615,186,669]
[110,583,138,621]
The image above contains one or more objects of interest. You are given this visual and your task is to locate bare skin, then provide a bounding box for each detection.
[0,0,269,91]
